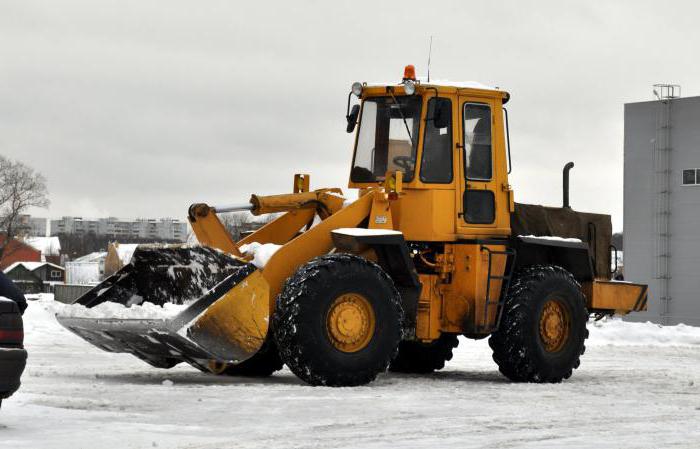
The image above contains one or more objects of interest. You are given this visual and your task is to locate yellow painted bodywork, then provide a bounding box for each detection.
[189,204,241,257]
[415,243,507,340]
[583,280,648,314]
[189,270,271,361]
[183,79,648,360]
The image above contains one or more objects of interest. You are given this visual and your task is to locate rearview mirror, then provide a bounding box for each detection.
[346,104,360,133]
[433,99,451,129]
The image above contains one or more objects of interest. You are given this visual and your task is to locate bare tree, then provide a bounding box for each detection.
[0,156,50,260]
[219,211,253,241]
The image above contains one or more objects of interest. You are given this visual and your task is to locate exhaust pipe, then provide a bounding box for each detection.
[563,162,574,209]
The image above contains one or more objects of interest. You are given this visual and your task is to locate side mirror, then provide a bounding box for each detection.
[433,99,451,129]
[346,104,360,133]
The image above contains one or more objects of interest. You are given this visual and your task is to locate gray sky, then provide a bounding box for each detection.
[1,0,698,231]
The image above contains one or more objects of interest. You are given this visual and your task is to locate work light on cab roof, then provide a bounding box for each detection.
[402,64,417,94]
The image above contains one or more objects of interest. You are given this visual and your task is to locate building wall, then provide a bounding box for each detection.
[0,237,42,270]
[624,96,700,325]
[65,262,101,285]
[4,266,43,294]
[50,216,188,241]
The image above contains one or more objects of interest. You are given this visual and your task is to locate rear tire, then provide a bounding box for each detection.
[389,334,459,374]
[489,265,588,383]
[273,254,403,386]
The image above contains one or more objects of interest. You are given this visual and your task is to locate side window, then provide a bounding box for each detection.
[463,103,492,180]
[682,168,699,186]
[420,98,453,183]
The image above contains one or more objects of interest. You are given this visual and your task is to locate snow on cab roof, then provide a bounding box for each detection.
[365,78,501,92]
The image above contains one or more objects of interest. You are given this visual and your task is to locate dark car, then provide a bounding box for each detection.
[0,273,27,408]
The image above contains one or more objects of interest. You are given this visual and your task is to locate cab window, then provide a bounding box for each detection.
[351,96,422,183]
[463,103,492,181]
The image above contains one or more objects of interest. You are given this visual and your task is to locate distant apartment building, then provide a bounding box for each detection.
[10,214,48,237]
[50,217,188,242]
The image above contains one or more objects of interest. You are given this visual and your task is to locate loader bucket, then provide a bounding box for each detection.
[56,246,272,370]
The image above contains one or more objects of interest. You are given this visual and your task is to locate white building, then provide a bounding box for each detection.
[65,251,107,285]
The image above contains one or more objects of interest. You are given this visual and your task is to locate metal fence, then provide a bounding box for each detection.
[54,284,95,304]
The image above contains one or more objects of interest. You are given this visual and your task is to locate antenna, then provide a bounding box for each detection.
[427,36,433,82]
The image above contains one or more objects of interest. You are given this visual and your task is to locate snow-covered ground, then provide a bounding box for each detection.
[2,295,700,449]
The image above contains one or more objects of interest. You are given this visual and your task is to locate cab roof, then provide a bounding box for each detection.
[361,78,510,102]
[366,78,500,92]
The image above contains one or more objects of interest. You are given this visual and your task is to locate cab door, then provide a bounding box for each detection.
[455,96,501,236]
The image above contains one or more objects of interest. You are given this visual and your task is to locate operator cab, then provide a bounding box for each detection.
[345,65,513,240]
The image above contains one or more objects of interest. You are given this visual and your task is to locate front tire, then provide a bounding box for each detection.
[489,265,588,383]
[273,254,404,386]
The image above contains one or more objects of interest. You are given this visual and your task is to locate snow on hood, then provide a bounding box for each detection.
[518,235,583,243]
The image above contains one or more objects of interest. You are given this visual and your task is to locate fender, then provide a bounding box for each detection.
[331,229,421,333]
[513,236,595,282]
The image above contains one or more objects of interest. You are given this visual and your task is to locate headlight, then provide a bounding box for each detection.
[351,82,363,97]
[404,79,416,95]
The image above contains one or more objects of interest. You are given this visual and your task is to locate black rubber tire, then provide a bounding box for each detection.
[218,338,283,377]
[489,265,589,383]
[272,254,404,387]
[389,334,459,374]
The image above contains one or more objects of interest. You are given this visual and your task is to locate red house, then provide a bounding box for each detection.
[0,235,41,270]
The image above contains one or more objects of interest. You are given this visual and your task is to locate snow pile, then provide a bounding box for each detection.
[51,298,187,319]
[333,228,403,236]
[518,235,582,243]
[588,318,700,347]
[239,242,282,268]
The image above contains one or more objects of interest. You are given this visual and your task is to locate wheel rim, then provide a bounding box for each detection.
[539,297,571,353]
[326,293,376,353]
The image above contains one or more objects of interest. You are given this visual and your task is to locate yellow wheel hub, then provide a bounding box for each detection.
[326,293,376,353]
[539,298,571,353]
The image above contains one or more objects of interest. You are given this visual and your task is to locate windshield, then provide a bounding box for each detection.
[350,96,422,183]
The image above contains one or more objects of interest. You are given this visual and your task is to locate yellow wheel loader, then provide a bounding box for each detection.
[57,65,648,386]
